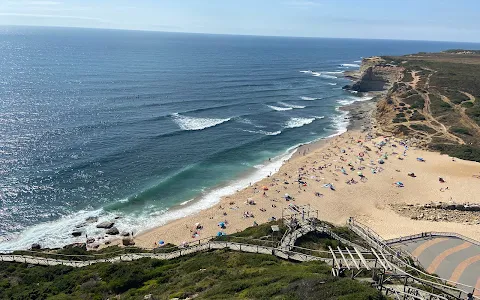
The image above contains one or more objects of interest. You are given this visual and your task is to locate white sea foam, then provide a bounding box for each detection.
[340,63,361,68]
[0,208,109,250]
[329,108,350,137]
[267,105,293,111]
[300,96,321,101]
[300,70,338,79]
[326,83,337,86]
[278,102,306,109]
[336,95,374,106]
[243,129,282,136]
[172,113,231,131]
[354,60,362,63]
[285,117,316,129]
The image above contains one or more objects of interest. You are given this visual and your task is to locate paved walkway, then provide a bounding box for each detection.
[390,236,480,296]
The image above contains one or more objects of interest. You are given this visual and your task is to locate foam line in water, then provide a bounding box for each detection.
[267,105,293,111]
[326,83,337,86]
[172,113,231,131]
[299,96,321,101]
[336,95,374,106]
[300,70,338,79]
[329,108,350,137]
[278,102,306,109]
[340,63,361,68]
[284,117,316,129]
[0,209,107,250]
[243,129,282,136]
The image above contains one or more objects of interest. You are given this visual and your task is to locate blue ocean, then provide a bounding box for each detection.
[1,26,479,249]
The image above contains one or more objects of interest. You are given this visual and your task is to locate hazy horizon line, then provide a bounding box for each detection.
[2,24,480,45]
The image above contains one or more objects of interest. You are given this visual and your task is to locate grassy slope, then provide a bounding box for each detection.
[0,223,386,300]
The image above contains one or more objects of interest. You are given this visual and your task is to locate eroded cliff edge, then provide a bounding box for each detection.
[345,52,480,161]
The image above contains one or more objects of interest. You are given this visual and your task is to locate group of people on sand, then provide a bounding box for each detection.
[160,128,467,247]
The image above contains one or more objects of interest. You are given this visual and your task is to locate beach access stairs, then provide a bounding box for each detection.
[1,217,477,299]
[347,217,479,300]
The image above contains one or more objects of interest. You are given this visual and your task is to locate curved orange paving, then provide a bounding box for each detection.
[475,278,480,297]
[426,242,471,273]
[449,254,480,283]
[411,238,448,258]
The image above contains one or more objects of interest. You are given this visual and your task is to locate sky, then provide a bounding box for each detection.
[0,0,479,42]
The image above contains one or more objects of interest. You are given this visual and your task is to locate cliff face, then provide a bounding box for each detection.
[346,57,404,92]
[349,52,480,159]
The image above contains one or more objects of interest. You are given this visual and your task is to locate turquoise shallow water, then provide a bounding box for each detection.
[1,26,479,249]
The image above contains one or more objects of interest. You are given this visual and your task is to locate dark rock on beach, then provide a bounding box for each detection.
[72,231,83,237]
[96,221,114,229]
[63,243,86,250]
[86,216,98,223]
[120,231,130,237]
[106,227,119,235]
[31,243,41,250]
[122,238,135,246]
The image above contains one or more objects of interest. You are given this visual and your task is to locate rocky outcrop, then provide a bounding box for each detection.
[31,243,41,250]
[122,238,135,246]
[106,227,119,235]
[85,216,98,223]
[345,58,404,92]
[391,203,480,224]
[96,221,114,229]
[63,243,86,251]
[71,231,83,237]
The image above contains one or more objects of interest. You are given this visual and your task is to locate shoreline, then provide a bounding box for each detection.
[129,96,382,247]
[131,90,480,248]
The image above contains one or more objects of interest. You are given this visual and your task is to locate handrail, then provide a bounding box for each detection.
[0,240,330,267]
[348,217,478,299]
[386,231,480,247]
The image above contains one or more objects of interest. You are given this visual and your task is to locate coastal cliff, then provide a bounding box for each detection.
[346,51,480,161]
[344,57,404,92]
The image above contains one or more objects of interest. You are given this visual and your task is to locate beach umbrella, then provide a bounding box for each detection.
[216,231,224,237]
[158,240,165,245]
[262,186,269,190]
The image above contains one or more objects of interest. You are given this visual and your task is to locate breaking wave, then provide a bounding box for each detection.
[172,113,231,131]
[278,102,306,109]
[300,96,321,101]
[284,117,320,129]
[300,70,337,79]
[267,105,293,111]
[243,129,282,136]
[340,63,361,68]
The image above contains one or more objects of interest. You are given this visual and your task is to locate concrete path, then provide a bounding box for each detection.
[390,236,480,296]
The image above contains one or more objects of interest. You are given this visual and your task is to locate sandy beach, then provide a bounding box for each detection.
[132,98,480,248]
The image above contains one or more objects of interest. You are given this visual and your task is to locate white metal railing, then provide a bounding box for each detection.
[386,231,480,247]
[348,217,479,299]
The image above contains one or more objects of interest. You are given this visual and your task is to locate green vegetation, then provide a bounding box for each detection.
[451,127,472,136]
[429,144,480,162]
[295,232,345,251]
[429,94,452,115]
[409,110,426,121]
[402,70,413,82]
[443,89,470,104]
[466,105,480,126]
[410,124,436,134]
[0,222,387,300]
[462,102,474,108]
[403,94,425,109]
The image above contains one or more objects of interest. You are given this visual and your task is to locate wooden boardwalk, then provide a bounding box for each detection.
[0,241,328,268]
